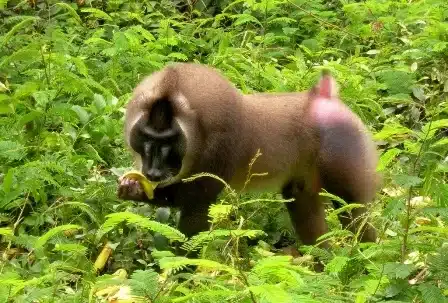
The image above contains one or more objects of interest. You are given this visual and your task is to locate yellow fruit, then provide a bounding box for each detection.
[94,242,113,272]
[122,170,158,199]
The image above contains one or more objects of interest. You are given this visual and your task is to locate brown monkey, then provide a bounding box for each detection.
[118,63,379,247]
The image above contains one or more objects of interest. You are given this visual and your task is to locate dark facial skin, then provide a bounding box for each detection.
[129,116,186,182]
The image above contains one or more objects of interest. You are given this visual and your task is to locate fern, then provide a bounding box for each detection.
[0,0,447,301]
[418,283,447,303]
[158,256,237,275]
[127,269,160,299]
[98,212,186,242]
[0,140,27,162]
[248,284,294,303]
[81,8,113,21]
[55,3,82,24]
[1,16,38,47]
[181,229,266,252]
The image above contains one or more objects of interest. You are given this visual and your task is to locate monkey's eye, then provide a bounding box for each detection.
[143,142,152,155]
[161,145,170,158]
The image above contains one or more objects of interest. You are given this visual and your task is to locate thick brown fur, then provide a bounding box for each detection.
[118,63,379,248]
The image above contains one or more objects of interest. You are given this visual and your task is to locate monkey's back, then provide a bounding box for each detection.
[229,92,319,192]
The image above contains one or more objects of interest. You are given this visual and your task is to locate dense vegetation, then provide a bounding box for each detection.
[0,0,447,302]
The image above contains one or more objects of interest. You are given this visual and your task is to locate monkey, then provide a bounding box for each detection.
[117,62,379,249]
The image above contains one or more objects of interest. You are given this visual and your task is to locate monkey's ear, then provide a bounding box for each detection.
[148,98,174,131]
[311,70,339,99]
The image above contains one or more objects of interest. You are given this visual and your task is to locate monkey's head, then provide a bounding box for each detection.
[124,63,242,188]
[124,66,202,187]
[127,98,187,185]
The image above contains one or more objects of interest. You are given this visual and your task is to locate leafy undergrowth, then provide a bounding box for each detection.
[0,0,447,302]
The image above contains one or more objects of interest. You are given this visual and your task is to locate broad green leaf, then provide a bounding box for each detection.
[71,105,90,125]
[93,94,106,113]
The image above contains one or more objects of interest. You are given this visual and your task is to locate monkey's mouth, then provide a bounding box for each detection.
[146,172,180,188]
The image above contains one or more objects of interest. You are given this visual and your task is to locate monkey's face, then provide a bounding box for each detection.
[128,99,187,185]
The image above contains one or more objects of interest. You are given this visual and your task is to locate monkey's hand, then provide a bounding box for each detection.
[117,176,150,202]
[117,171,158,201]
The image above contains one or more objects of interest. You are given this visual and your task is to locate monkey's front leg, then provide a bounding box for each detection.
[178,204,211,238]
[173,176,226,236]
[282,180,328,248]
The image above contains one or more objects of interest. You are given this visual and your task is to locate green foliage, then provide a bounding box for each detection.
[99,211,186,242]
[0,0,447,302]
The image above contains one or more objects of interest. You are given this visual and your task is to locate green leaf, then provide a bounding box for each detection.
[55,3,82,24]
[167,52,188,61]
[233,14,262,26]
[249,284,293,303]
[2,168,13,193]
[181,229,266,252]
[0,140,27,161]
[392,174,423,188]
[383,262,414,279]
[53,243,87,254]
[71,105,90,125]
[325,256,350,274]
[17,110,43,128]
[81,8,112,21]
[0,81,8,92]
[0,227,13,236]
[0,104,14,114]
[32,90,57,108]
[159,256,237,274]
[1,16,38,47]
[93,94,106,113]
[128,269,160,298]
[378,148,402,171]
[418,283,447,303]
[98,212,186,242]
[35,224,83,249]
[374,122,412,140]
[378,70,413,95]
[421,119,448,140]
[0,0,8,9]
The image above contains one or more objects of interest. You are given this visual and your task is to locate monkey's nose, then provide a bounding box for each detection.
[146,169,163,182]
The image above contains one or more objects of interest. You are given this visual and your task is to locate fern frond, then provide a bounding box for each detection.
[55,3,82,24]
[248,284,293,303]
[181,229,265,252]
[0,140,27,162]
[128,269,160,298]
[158,256,237,275]
[98,212,186,242]
[1,16,38,47]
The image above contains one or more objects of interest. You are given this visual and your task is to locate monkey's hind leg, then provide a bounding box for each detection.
[318,123,378,244]
[282,180,329,248]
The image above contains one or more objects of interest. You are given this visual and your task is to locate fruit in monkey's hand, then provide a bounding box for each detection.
[119,170,158,199]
